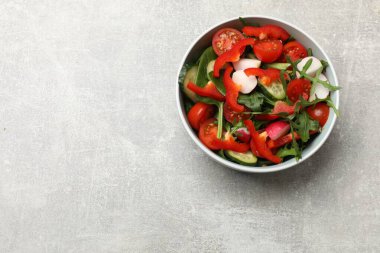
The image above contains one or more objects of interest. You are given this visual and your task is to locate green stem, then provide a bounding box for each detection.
[217,102,223,139]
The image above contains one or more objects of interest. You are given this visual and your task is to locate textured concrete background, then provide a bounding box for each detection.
[0,0,379,252]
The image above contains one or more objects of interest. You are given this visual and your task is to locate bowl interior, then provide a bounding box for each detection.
[177,16,339,173]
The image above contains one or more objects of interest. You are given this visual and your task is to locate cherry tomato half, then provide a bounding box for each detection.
[286,78,312,103]
[223,103,251,123]
[253,40,283,63]
[282,41,307,61]
[198,118,220,150]
[306,102,330,127]
[212,28,245,56]
[187,102,215,130]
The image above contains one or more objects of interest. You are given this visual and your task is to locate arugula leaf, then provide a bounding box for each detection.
[218,150,227,159]
[254,120,268,130]
[307,48,313,56]
[293,111,320,142]
[208,71,226,95]
[239,17,260,27]
[178,63,192,86]
[321,59,329,70]
[287,56,341,91]
[289,122,302,160]
[283,35,295,44]
[276,146,298,158]
[238,92,265,111]
[195,47,217,87]
[184,98,194,113]
[302,58,313,73]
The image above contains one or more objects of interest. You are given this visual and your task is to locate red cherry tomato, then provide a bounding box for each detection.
[306,102,330,127]
[212,28,245,56]
[198,118,220,150]
[286,78,312,103]
[187,102,215,130]
[283,41,308,61]
[253,40,283,63]
[223,103,251,123]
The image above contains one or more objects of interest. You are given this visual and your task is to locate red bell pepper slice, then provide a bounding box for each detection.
[244,120,282,164]
[242,25,290,41]
[244,68,282,86]
[267,132,300,149]
[211,132,250,153]
[223,65,244,112]
[213,38,256,78]
[187,81,225,101]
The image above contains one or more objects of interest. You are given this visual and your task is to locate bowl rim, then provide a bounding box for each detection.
[176,15,339,173]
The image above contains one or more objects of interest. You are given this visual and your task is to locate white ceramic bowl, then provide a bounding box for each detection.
[176,16,339,173]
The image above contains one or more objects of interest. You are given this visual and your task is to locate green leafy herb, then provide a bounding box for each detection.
[321,59,329,70]
[184,98,194,113]
[229,121,245,135]
[302,58,313,73]
[217,102,224,139]
[254,120,268,129]
[307,48,313,56]
[195,47,217,87]
[238,92,265,111]
[283,35,295,44]
[289,123,302,160]
[218,149,227,159]
[239,17,260,27]
[276,146,298,158]
[208,71,226,95]
[287,56,341,91]
[292,111,320,142]
[178,63,193,87]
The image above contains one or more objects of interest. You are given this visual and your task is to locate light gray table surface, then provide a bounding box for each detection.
[0,0,379,252]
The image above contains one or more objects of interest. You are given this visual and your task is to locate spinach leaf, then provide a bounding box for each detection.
[238,92,265,112]
[292,111,320,142]
[208,71,226,95]
[195,47,217,87]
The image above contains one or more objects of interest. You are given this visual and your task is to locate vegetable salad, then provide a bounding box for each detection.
[179,18,340,166]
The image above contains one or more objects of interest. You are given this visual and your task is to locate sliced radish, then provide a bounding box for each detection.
[296,56,322,77]
[233,58,261,71]
[309,73,330,101]
[266,121,290,140]
[232,70,257,94]
[235,127,251,143]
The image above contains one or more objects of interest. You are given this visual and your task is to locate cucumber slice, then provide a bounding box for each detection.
[263,62,291,70]
[259,79,286,100]
[183,65,199,102]
[225,150,257,165]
